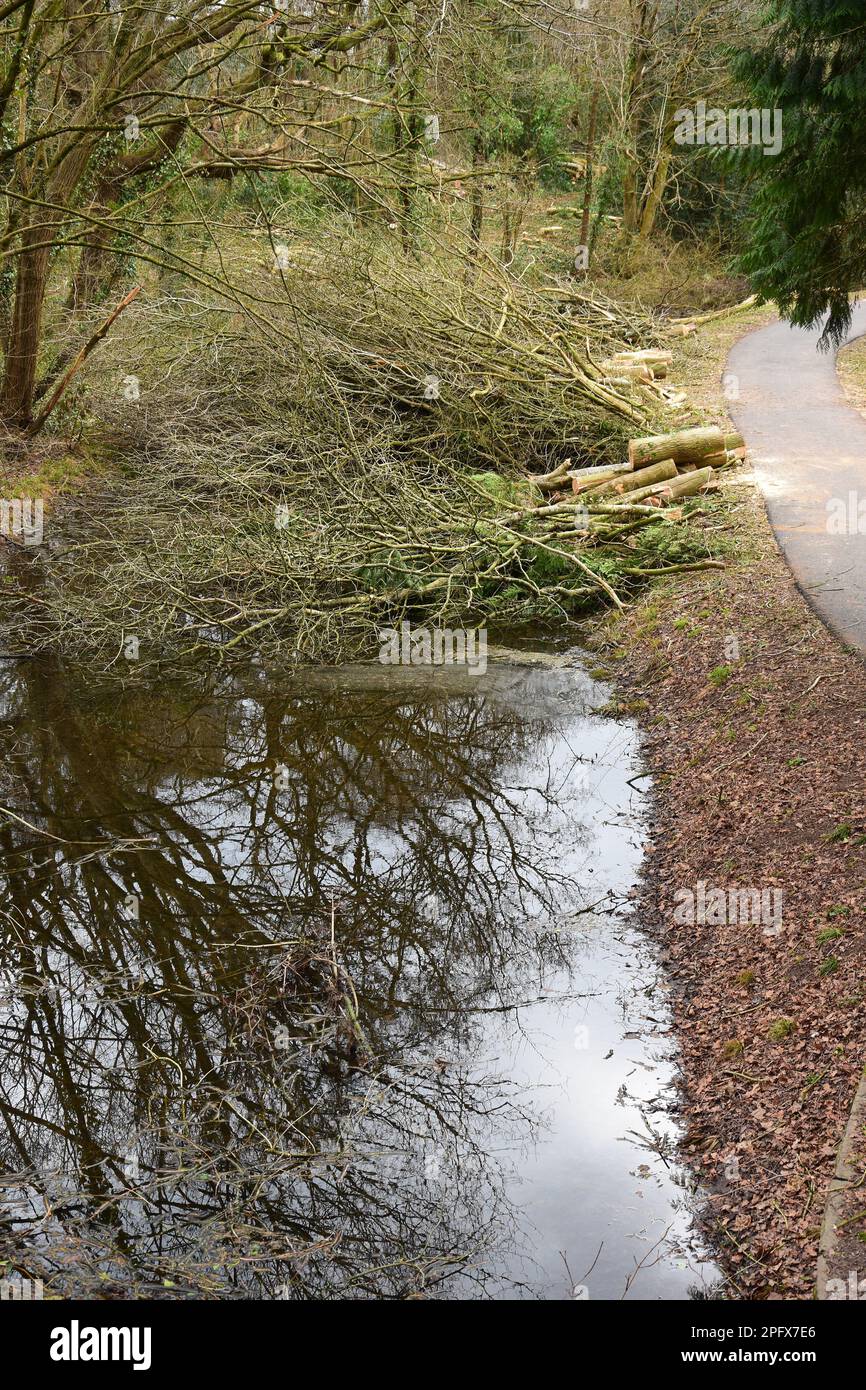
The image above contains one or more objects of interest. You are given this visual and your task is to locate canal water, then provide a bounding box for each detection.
[0,650,717,1299]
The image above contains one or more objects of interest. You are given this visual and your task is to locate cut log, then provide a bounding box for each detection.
[676,448,726,473]
[607,378,654,395]
[612,348,672,370]
[601,361,654,383]
[568,460,632,482]
[570,462,634,494]
[665,466,714,499]
[629,426,725,469]
[533,458,573,491]
[668,294,757,327]
[622,467,714,505]
[590,457,677,498]
[723,431,744,451]
[609,479,675,506]
[609,357,668,378]
[641,350,672,366]
[669,321,696,337]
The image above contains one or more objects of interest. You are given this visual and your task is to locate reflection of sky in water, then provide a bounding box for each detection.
[409,666,716,1300]
[0,657,716,1299]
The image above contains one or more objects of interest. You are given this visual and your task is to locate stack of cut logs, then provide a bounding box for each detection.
[534,425,746,509]
[601,348,673,385]
[598,347,689,410]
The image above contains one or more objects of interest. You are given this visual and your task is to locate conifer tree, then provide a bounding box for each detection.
[735,1,866,344]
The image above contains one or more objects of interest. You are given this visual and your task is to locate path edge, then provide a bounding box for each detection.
[816,1065,866,1297]
[723,314,866,1299]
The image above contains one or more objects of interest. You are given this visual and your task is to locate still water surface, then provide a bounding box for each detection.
[0,652,716,1298]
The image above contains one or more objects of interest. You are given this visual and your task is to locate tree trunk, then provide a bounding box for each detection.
[579,81,600,252]
[467,132,484,269]
[622,0,651,236]
[1,127,95,427]
[66,220,119,312]
[637,106,675,240]
[0,221,52,425]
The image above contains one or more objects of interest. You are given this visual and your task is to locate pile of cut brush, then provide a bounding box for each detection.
[15,243,743,670]
[23,420,739,669]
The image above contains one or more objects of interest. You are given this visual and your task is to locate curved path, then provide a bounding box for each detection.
[726,303,866,656]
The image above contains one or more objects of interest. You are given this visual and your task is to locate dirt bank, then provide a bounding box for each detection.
[586,324,866,1300]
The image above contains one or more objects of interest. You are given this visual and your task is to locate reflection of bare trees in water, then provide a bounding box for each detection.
[0,659,595,1298]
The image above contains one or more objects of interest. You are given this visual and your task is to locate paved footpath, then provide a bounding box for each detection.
[726,304,866,655]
